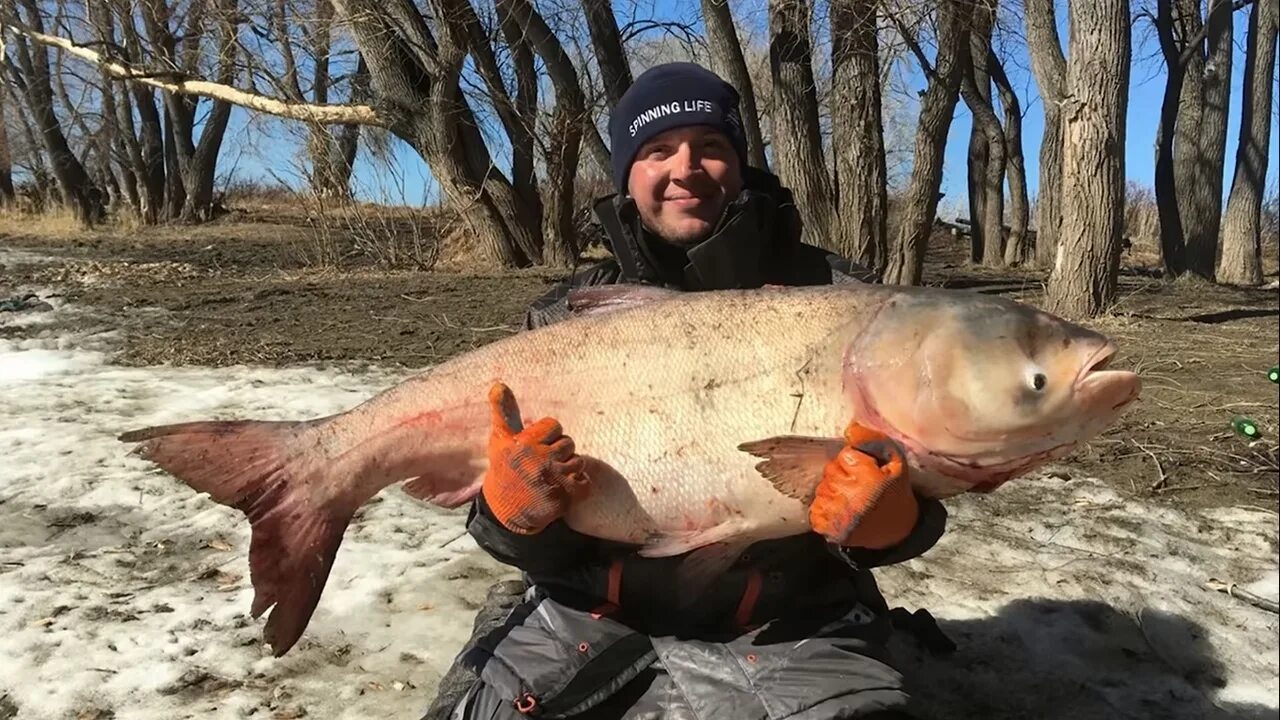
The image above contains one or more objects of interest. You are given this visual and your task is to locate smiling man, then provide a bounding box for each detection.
[520,61,875,329]
[421,63,946,720]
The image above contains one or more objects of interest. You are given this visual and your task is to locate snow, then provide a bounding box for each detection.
[1,275,1277,720]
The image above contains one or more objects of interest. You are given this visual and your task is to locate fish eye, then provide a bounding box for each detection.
[1031,373,1047,392]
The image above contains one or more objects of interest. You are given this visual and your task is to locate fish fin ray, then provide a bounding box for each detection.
[637,520,751,558]
[401,475,483,508]
[119,418,349,657]
[738,435,844,505]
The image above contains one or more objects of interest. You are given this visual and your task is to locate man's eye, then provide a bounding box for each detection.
[641,146,670,159]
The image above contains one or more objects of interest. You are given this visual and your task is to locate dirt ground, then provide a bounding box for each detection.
[2,203,1277,516]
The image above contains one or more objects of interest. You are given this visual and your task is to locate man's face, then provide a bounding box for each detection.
[626,125,743,246]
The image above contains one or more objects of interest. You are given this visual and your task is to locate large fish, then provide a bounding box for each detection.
[119,283,1140,655]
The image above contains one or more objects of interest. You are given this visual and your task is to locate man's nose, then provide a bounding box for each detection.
[667,143,704,180]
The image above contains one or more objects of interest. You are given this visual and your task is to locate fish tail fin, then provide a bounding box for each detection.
[119,419,352,657]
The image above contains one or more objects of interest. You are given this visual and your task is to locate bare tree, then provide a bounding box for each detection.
[500,0,587,266]
[1023,0,1066,268]
[828,0,888,273]
[270,0,366,200]
[701,0,769,170]
[572,0,623,172]
[1218,0,1277,285]
[882,0,971,285]
[768,0,837,248]
[1046,0,1130,319]
[990,48,1029,265]
[3,0,105,225]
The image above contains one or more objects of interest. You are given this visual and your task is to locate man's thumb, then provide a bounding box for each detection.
[488,382,524,436]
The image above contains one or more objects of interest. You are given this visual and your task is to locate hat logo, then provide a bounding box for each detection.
[628,99,719,137]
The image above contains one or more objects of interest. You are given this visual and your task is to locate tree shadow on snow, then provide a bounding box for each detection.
[890,598,1276,720]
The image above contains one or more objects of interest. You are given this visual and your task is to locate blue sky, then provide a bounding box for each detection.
[218,1,1279,216]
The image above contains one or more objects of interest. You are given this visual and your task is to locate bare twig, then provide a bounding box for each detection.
[1133,440,1170,491]
[1204,578,1279,614]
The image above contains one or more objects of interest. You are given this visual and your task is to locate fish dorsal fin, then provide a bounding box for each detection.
[566,284,680,317]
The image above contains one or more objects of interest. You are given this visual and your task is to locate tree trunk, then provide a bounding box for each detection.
[581,0,631,107]
[990,50,1029,265]
[1023,0,1066,268]
[701,0,770,170]
[139,0,234,221]
[829,0,887,272]
[0,83,15,207]
[959,8,1007,268]
[1154,0,1189,275]
[1218,0,1277,285]
[111,0,168,223]
[882,0,971,285]
[1172,0,1208,276]
[1185,0,1234,278]
[964,0,997,265]
[8,2,105,225]
[768,0,837,249]
[1046,0,1130,319]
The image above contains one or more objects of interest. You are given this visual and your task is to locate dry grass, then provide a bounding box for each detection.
[0,206,94,241]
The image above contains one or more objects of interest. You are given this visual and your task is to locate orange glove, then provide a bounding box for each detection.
[481,383,590,535]
[810,423,919,550]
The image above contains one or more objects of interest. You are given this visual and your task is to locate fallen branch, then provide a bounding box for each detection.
[4,22,388,127]
[1205,578,1279,614]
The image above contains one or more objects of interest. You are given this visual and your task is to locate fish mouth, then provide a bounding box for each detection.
[1076,342,1118,385]
[1075,342,1142,410]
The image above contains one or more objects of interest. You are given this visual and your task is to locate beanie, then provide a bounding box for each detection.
[609,62,749,194]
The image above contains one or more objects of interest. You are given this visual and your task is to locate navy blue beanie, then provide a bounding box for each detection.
[609,62,749,194]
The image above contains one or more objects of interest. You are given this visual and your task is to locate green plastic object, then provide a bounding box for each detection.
[1231,416,1260,439]
[1269,365,1279,384]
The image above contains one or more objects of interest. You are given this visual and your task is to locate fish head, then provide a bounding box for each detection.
[845,290,1141,496]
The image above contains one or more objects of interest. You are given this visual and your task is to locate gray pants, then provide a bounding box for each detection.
[423,581,917,720]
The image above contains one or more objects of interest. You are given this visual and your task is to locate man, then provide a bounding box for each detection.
[424,62,946,720]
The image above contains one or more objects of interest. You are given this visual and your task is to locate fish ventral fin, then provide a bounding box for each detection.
[637,523,754,606]
[565,284,681,317]
[737,435,845,505]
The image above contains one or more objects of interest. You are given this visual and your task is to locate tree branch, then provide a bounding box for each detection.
[885,10,935,79]
[3,21,388,127]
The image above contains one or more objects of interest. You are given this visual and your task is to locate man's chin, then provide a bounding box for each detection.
[655,218,716,246]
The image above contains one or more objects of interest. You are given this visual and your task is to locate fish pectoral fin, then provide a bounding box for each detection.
[737,435,845,505]
[565,284,681,317]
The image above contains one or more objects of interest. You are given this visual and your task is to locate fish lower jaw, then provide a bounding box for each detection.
[912,442,1077,495]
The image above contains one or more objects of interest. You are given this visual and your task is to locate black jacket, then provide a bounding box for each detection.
[465,167,945,635]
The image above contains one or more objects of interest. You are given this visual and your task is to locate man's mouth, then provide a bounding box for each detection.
[664,195,706,208]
